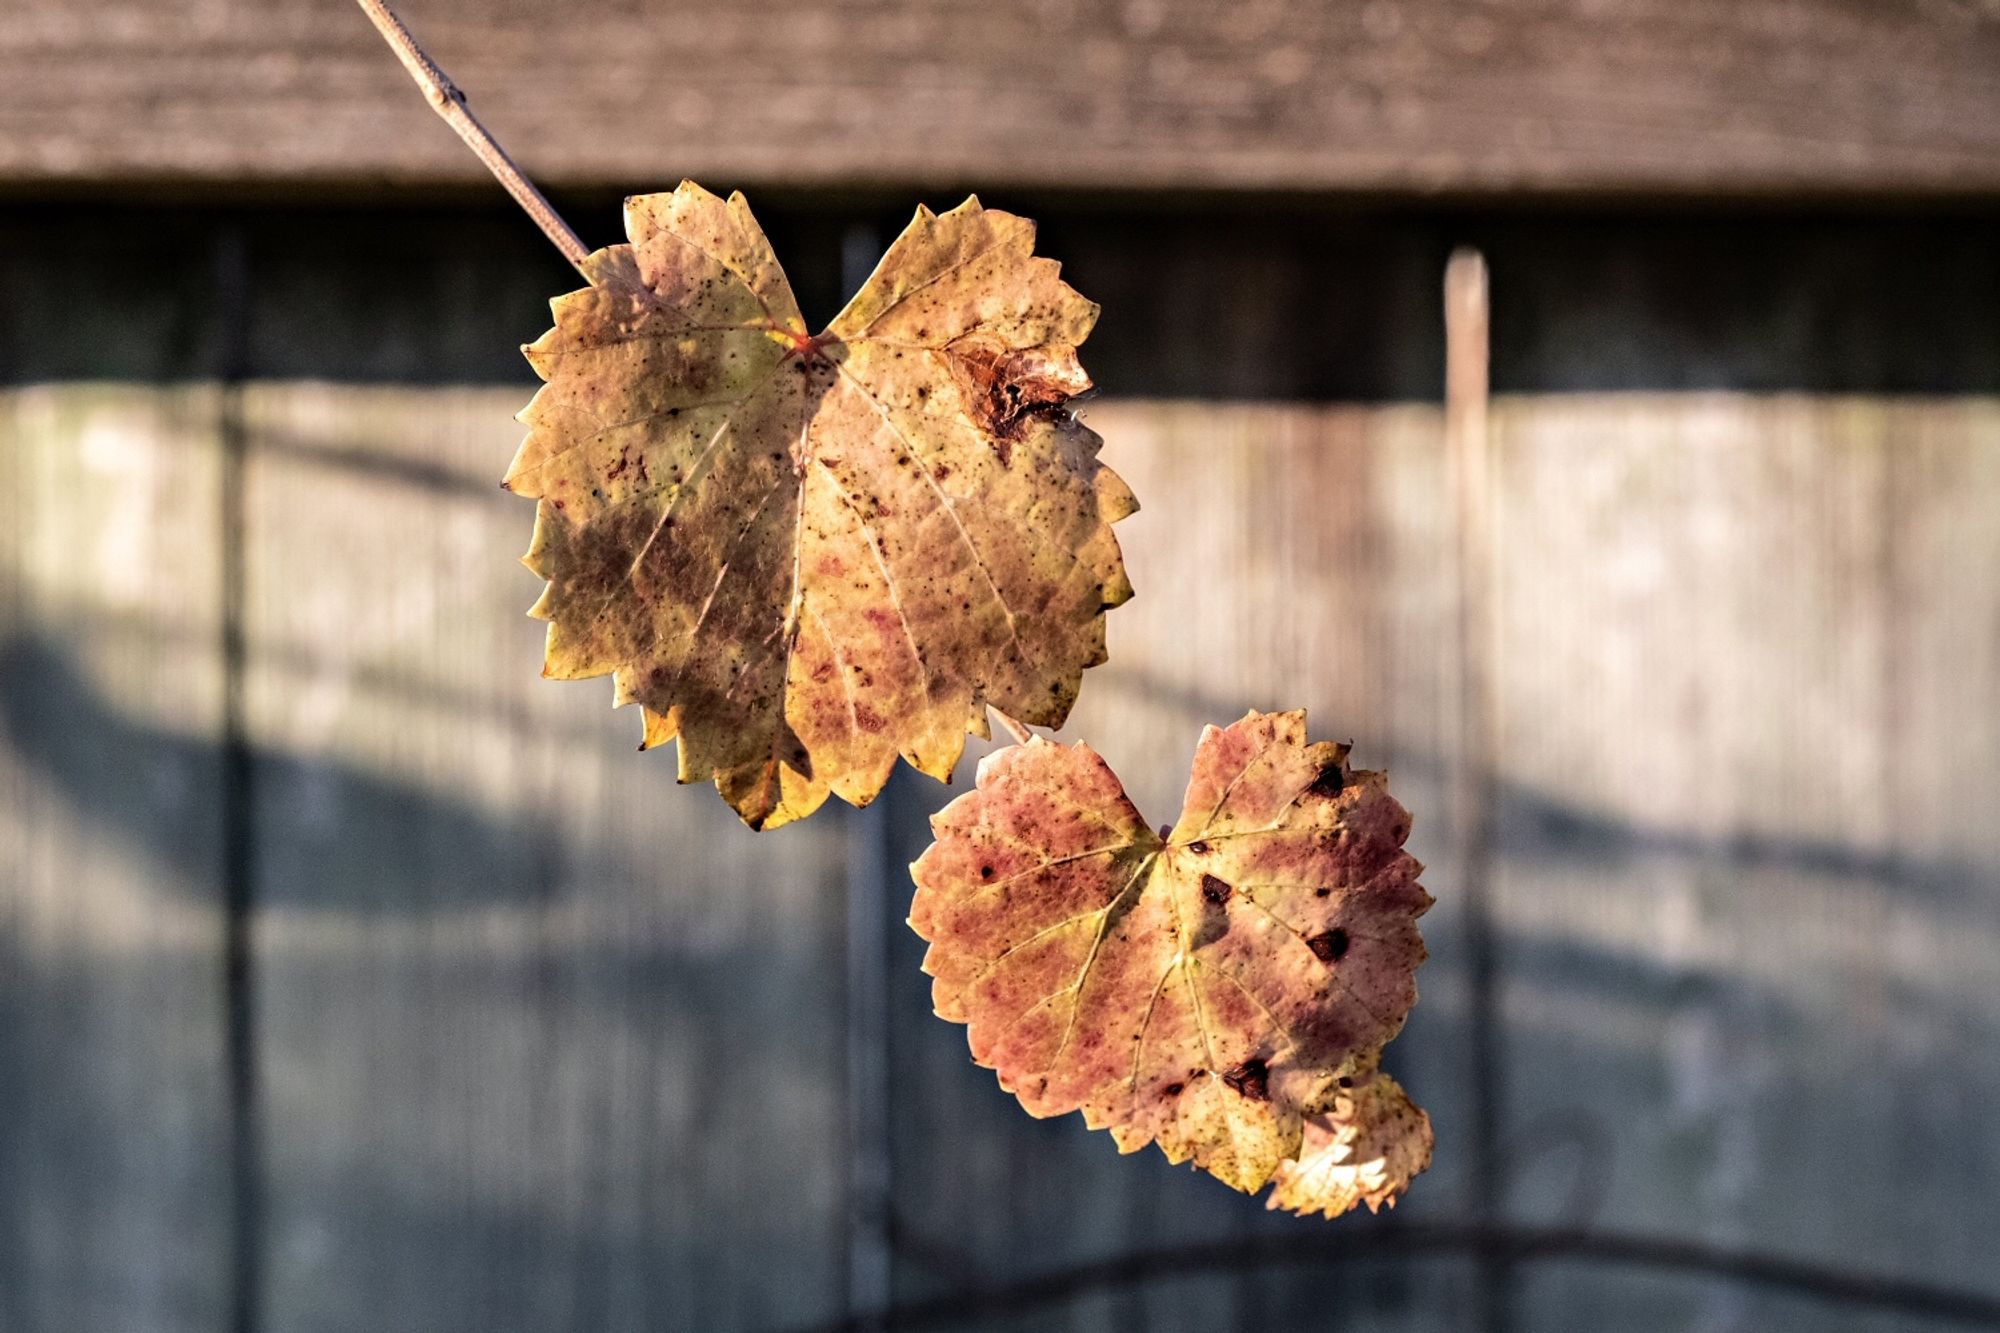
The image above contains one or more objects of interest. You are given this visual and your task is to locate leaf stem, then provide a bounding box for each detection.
[353,0,592,276]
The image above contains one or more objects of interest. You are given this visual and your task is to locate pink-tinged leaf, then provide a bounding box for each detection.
[909,709,1432,1205]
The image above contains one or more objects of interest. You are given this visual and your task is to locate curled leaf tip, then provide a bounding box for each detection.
[1267,1070,1434,1218]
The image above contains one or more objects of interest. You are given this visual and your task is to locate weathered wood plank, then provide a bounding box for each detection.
[0,386,233,1332]
[1487,395,2000,1328]
[236,385,852,1330]
[6,0,2000,196]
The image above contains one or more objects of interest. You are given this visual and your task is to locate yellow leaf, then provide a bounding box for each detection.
[909,710,1432,1206]
[509,183,1135,828]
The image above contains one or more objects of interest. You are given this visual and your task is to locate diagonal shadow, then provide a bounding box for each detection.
[0,633,564,914]
[1087,665,1993,910]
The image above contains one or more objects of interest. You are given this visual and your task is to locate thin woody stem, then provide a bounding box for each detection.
[991,710,1034,745]
[353,0,592,275]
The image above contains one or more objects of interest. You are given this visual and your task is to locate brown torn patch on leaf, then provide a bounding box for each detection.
[509,183,1134,829]
[948,342,1092,463]
[1267,1068,1433,1218]
[908,709,1432,1202]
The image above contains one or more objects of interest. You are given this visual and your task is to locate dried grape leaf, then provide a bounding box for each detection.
[909,710,1432,1207]
[509,182,1135,829]
[1266,1065,1433,1217]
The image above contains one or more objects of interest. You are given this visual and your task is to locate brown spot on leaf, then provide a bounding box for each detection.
[1308,928,1350,962]
[1187,839,1211,854]
[1307,763,1346,799]
[1199,873,1232,905]
[1221,1058,1269,1102]
[1161,1081,1183,1098]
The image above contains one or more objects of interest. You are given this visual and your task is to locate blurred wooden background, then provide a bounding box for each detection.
[9,0,2000,195]
[4,3,2000,1332]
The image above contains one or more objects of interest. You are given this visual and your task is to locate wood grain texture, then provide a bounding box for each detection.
[6,0,2000,196]
[0,386,233,1332]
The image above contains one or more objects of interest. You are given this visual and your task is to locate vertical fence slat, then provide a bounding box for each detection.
[1445,249,1510,1332]
[0,385,234,1332]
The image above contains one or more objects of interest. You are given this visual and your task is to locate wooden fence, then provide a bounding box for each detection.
[7,366,1999,1328]
[6,0,2000,1317]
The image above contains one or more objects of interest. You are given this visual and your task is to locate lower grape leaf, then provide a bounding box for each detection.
[908,709,1433,1208]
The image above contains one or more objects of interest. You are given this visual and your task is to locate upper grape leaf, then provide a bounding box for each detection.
[508,182,1136,829]
[1266,1065,1433,1217]
[908,710,1432,1204]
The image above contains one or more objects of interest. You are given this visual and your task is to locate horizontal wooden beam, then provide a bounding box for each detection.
[6,0,2000,198]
